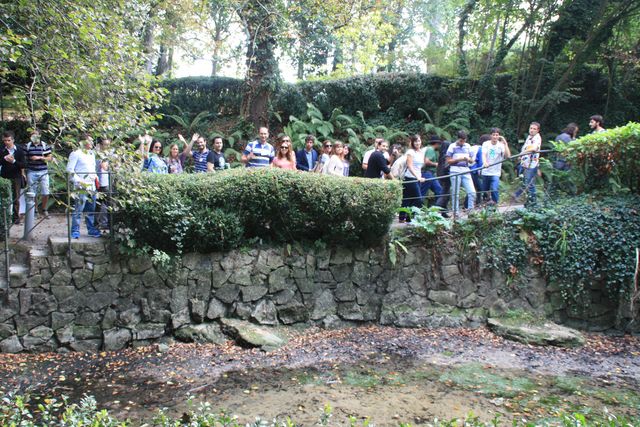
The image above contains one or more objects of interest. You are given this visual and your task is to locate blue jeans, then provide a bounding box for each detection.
[420,171,442,204]
[515,167,538,205]
[72,192,98,235]
[483,175,500,203]
[401,177,423,220]
[451,173,475,213]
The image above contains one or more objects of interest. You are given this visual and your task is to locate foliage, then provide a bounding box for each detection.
[555,122,640,194]
[0,1,164,138]
[159,77,244,119]
[407,206,452,237]
[1,392,638,426]
[115,168,402,255]
[0,178,11,235]
[472,196,640,318]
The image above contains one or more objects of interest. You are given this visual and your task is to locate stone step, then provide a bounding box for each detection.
[9,264,29,287]
[28,247,50,276]
[48,236,107,257]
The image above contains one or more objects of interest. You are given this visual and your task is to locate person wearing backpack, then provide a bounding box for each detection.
[399,135,426,222]
[25,129,52,219]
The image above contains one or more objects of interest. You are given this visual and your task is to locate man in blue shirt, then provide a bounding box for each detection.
[242,127,275,168]
[181,133,210,173]
[295,135,318,171]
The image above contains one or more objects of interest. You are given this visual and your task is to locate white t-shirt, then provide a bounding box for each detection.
[404,149,425,179]
[66,149,97,190]
[481,141,506,176]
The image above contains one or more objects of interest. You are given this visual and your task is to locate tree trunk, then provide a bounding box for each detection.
[457,0,477,77]
[142,9,156,74]
[156,44,172,76]
[239,0,279,129]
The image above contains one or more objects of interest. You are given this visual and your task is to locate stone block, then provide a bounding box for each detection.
[76,311,101,326]
[242,285,268,302]
[70,252,84,269]
[30,293,57,316]
[252,300,278,325]
[72,269,93,289]
[174,323,226,344]
[19,289,32,315]
[330,247,353,265]
[183,253,211,271]
[335,282,356,302]
[70,339,101,353]
[103,328,132,351]
[214,283,240,304]
[311,290,336,320]
[0,336,23,353]
[85,292,117,312]
[56,325,74,344]
[274,288,296,305]
[128,256,152,274]
[73,325,101,340]
[277,299,309,324]
[188,278,211,301]
[211,268,231,289]
[229,269,252,286]
[26,275,42,288]
[118,308,141,327]
[101,308,117,330]
[170,286,188,312]
[337,302,364,321]
[133,323,165,340]
[92,263,108,282]
[408,273,427,296]
[428,290,458,306]
[234,302,253,319]
[15,315,48,335]
[189,299,206,323]
[268,266,291,292]
[50,269,72,287]
[331,264,352,283]
[171,309,190,330]
[0,323,16,340]
[206,298,226,320]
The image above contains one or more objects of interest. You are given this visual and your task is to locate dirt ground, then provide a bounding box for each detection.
[1,326,639,425]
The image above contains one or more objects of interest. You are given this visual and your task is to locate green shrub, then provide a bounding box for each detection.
[116,168,401,253]
[555,122,640,194]
[0,178,11,235]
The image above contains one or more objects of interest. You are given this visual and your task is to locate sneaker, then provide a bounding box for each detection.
[88,230,102,238]
[13,218,20,225]
[43,210,50,219]
[71,231,80,239]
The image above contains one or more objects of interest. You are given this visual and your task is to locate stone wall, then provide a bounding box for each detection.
[0,237,630,353]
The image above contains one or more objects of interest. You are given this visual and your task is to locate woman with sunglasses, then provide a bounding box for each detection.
[272,136,297,170]
[313,140,333,172]
[139,134,168,174]
[322,140,346,176]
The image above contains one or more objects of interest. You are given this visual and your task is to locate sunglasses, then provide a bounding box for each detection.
[280,146,290,149]
[324,144,332,148]
[153,145,162,150]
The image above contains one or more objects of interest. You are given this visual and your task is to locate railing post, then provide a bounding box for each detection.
[3,201,9,286]
[23,191,36,241]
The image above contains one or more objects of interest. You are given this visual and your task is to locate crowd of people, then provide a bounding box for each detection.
[0,114,607,236]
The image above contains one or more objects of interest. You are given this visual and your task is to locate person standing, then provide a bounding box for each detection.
[66,135,100,238]
[25,129,52,219]
[207,136,227,171]
[400,135,426,222]
[589,115,606,133]
[314,140,333,172]
[364,140,392,179]
[481,128,511,204]
[181,133,210,173]
[295,135,318,172]
[140,136,168,174]
[446,131,476,214]
[242,127,275,168]
[420,135,443,205]
[434,138,452,214]
[95,137,112,232]
[1,131,27,224]
[553,123,578,171]
[513,122,542,206]
[323,140,346,176]
[362,138,389,172]
[273,136,297,170]
[342,144,351,177]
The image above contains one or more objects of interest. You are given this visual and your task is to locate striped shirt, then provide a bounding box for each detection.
[193,149,210,173]
[26,142,52,172]
[243,140,275,168]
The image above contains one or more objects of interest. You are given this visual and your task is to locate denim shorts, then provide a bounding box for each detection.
[27,170,50,196]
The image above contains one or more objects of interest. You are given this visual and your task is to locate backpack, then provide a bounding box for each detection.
[390,154,408,179]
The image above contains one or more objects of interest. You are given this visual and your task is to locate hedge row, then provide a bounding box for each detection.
[0,178,10,235]
[116,168,401,253]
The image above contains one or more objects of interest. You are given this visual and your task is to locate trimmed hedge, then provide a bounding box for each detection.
[159,76,244,117]
[116,168,401,253]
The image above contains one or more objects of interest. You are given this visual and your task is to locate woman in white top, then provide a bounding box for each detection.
[400,135,427,222]
[323,140,346,176]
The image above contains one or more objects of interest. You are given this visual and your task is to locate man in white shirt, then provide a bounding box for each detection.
[66,135,100,238]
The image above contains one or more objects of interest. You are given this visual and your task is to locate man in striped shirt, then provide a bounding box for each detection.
[242,127,274,168]
[25,130,52,218]
[181,133,210,173]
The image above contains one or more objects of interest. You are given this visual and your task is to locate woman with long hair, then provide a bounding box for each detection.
[140,135,168,174]
[400,134,426,222]
[342,144,351,176]
[323,140,346,176]
[272,135,296,170]
[165,143,186,174]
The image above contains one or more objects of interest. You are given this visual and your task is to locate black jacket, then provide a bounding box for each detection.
[0,145,27,179]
